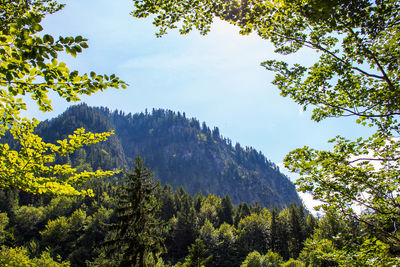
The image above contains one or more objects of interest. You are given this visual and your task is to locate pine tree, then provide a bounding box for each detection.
[234,202,251,227]
[103,157,164,266]
[270,206,279,253]
[288,203,306,259]
[183,239,212,267]
[218,195,234,226]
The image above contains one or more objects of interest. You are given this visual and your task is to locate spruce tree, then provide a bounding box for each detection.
[103,157,164,266]
[218,195,234,226]
[182,239,212,267]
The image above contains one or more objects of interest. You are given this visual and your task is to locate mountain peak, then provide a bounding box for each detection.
[38,104,302,208]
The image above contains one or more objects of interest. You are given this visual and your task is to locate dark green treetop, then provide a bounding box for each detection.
[103,157,164,267]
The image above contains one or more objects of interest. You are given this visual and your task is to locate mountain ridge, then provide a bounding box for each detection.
[37,103,302,208]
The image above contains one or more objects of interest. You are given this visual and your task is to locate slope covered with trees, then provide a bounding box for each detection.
[0,170,315,266]
[1,159,397,266]
[36,104,301,209]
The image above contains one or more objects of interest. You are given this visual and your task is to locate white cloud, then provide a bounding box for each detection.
[298,105,305,116]
[298,191,323,216]
[276,162,323,216]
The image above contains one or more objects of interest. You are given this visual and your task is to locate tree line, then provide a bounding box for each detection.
[2,157,395,266]
[0,157,368,266]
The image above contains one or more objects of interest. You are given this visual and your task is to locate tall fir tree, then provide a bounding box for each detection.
[103,157,164,266]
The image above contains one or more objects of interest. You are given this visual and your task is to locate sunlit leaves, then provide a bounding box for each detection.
[285,134,400,250]
[0,246,70,266]
[0,119,118,195]
[0,17,127,114]
[0,1,127,195]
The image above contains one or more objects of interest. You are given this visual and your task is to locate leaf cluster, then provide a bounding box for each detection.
[0,1,127,195]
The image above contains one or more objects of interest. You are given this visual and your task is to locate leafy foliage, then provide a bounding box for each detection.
[0,246,70,267]
[0,0,126,195]
[240,250,284,267]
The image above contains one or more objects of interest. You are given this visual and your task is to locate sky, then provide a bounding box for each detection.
[24,0,372,212]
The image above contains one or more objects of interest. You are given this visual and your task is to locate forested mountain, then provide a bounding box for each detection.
[36,103,301,208]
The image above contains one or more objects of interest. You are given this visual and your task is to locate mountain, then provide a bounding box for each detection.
[36,104,302,208]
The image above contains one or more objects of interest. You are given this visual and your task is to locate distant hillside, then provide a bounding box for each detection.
[36,104,301,208]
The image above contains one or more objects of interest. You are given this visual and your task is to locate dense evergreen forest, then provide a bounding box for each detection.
[35,104,301,208]
[0,158,381,266]
[0,163,326,266]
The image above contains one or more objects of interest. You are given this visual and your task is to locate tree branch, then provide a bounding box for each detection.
[270,31,386,80]
[346,27,396,90]
[320,101,400,118]
[347,157,400,164]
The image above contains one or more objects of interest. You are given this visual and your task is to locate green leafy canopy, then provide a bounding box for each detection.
[0,0,127,195]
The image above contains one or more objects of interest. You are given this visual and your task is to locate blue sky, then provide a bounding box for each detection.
[24,0,372,211]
